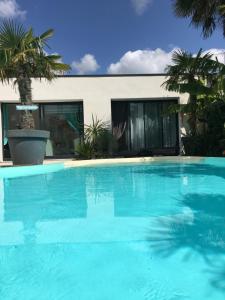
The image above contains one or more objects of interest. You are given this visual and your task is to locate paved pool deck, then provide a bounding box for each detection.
[0,156,203,169]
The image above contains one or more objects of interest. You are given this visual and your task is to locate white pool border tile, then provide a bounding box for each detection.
[63,156,204,168]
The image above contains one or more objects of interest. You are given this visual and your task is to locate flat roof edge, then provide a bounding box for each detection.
[56,73,167,78]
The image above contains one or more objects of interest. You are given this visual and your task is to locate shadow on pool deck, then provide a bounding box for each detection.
[147,193,225,293]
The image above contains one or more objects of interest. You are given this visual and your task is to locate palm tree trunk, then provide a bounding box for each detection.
[17,74,35,129]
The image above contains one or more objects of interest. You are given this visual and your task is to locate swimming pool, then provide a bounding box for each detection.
[0,158,224,299]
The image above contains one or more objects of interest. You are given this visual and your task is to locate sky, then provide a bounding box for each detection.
[0,0,225,75]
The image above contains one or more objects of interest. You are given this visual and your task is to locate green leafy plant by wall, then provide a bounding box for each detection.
[75,115,117,159]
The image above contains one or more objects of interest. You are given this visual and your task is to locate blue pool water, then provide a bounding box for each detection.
[0,159,225,299]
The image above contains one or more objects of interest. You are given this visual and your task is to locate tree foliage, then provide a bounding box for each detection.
[173,0,225,38]
[163,48,225,155]
[0,20,70,128]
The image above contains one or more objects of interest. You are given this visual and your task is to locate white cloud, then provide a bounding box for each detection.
[202,48,225,64]
[0,0,26,19]
[131,0,153,15]
[71,54,100,75]
[107,48,176,74]
[107,48,225,75]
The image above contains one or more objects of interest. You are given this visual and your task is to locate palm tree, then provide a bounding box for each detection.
[173,0,225,38]
[163,48,223,136]
[0,20,70,128]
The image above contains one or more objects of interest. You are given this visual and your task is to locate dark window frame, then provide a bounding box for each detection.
[111,98,180,156]
[1,101,84,160]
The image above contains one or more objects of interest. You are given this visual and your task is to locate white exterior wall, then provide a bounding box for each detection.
[0,75,189,161]
[0,103,2,161]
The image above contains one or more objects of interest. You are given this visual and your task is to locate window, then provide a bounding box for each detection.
[2,102,84,159]
[112,99,179,155]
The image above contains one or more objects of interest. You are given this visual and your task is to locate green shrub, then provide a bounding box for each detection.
[75,115,117,159]
[75,141,94,159]
[182,134,224,156]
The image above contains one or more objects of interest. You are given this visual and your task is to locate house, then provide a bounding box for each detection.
[0,74,188,162]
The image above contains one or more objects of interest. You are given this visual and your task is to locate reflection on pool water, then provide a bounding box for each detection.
[0,159,225,299]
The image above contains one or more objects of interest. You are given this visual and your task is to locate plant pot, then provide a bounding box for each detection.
[7,129,50,166]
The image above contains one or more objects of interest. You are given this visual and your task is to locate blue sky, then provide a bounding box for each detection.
[0,0,224,74]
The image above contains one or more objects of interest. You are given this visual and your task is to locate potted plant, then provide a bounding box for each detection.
[0,20,70,165]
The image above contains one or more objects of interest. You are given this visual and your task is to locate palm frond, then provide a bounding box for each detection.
[39,29,54,41]
[0,20,70,82]
[0,19,26,50]
[163,47,225,100]
[173,0,225,38]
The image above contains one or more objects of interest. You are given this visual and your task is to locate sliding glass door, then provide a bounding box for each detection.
[41,104,83,157]
[2,102,83,159]
[130,103,145,152]
[144,102,162,149]
[112,99,179,155]
[162,102,177,148]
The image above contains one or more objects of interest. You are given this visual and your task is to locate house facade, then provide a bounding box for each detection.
[0,74,189,162]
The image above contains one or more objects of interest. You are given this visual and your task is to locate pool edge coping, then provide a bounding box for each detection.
[63,156,204,168]
[1,156,223,179]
